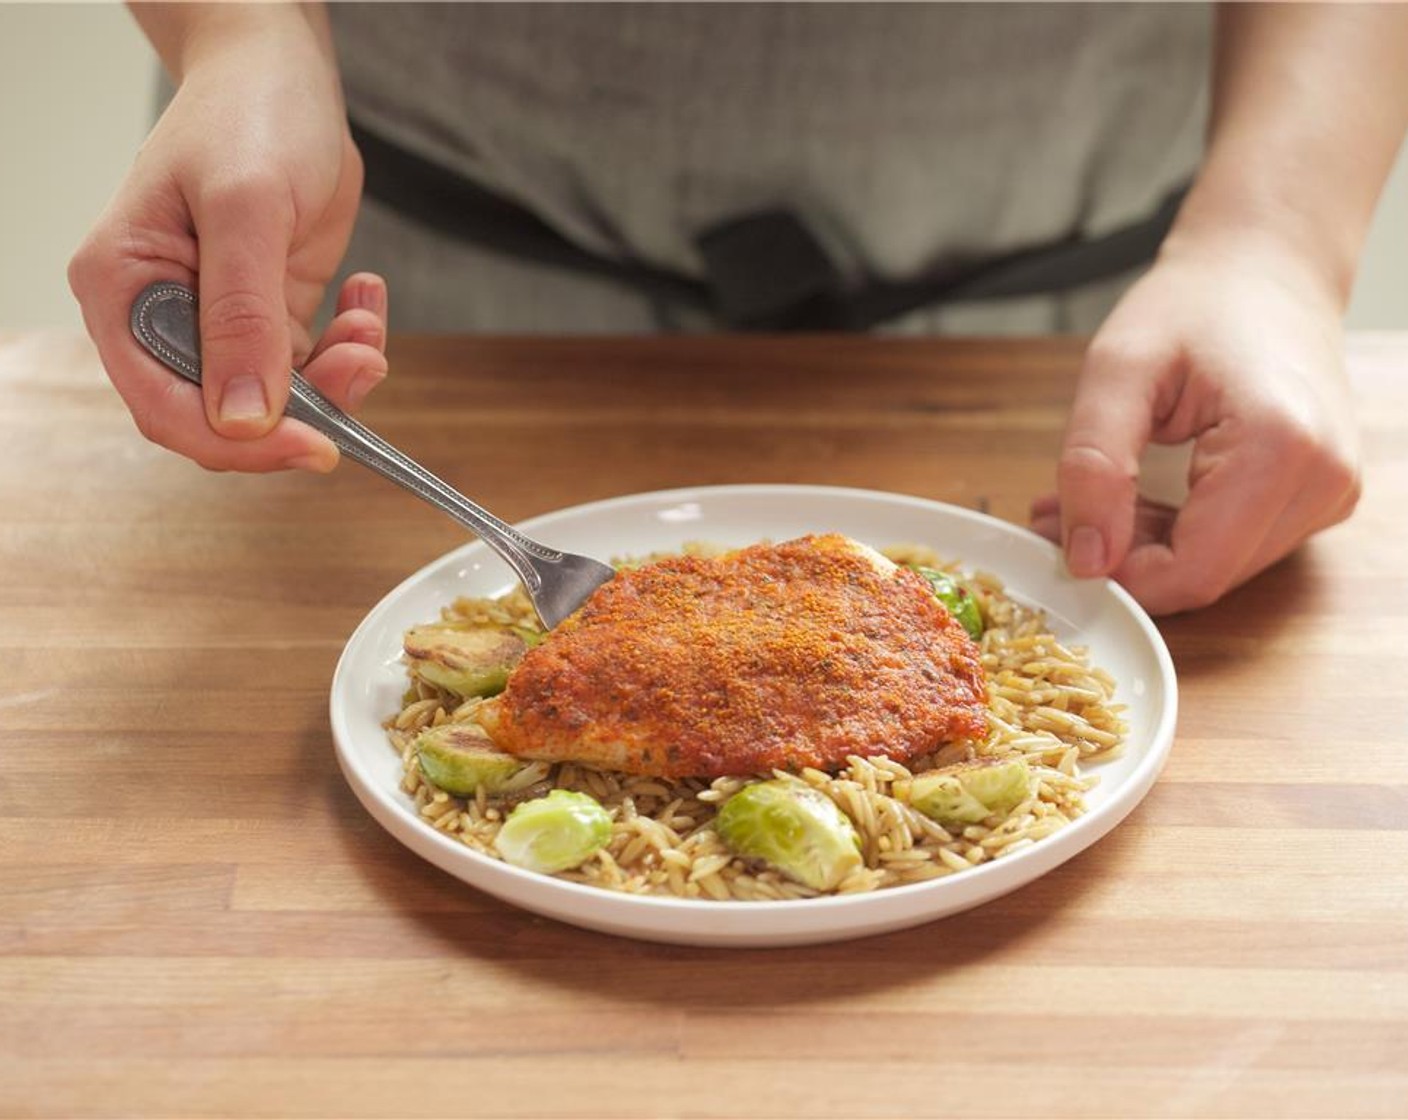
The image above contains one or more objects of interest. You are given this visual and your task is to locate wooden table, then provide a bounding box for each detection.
[2,332,1405,1118]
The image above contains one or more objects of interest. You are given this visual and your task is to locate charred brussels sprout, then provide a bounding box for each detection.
[413,722,547,797]
[715,779,863,891]
[403,623,541,698]
[494,790,613,874]
[909,566,984,639]
[908,758,1034,826]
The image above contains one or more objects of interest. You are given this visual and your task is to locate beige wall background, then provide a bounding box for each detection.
[1,2,1404,331]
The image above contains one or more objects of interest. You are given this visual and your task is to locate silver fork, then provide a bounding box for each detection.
[129,281,616,628]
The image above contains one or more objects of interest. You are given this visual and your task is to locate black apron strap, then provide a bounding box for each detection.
[351,119,708,309]
[845,187,1187,328]
[694,210,850,330]
[352,117,1186,331]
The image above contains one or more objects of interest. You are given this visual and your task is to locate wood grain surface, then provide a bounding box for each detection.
[1,331,1405,1118]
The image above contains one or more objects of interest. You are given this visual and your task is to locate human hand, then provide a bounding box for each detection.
[1030,237,1362,615]
[68,9,386,472]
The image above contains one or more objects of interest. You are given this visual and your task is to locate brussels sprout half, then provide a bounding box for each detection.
[715,779,863,891]
[413,722,547,797]
[908,758,1034,826]
[403,623,541,698]
[494,789,613,874]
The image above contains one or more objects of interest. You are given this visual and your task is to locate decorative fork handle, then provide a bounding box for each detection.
[129,281,559,595]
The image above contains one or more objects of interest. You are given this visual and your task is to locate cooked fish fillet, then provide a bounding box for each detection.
[476,533,988,778]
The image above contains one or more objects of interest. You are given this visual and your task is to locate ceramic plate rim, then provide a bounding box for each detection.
[330,484,1177,945]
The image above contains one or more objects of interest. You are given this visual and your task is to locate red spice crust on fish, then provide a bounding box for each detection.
[477,534,989,778]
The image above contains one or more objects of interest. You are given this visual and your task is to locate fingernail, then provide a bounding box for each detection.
[351,279,387,319]
[219,376,269,423]
[1067,525,1107,578]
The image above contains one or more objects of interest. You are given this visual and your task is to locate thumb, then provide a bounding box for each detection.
[1056,340,1162,578]
[191,179,294,439]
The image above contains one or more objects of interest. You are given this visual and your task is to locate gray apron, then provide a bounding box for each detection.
[329,2,1210,333]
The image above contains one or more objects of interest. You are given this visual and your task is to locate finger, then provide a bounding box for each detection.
[288,277,389,366]
[70,240,323,474]
[1032,494,1178,554]
[307,307,387,365]
[1029,491,1060,544]
[95,278,335,472]
[131,380,340,473]
[339,271,388,326]
[1132,498,1179,550]
[1029,492,1060,525]
[300,340,388,413]
[190,176,296,440]
[1056,340,1165,579]
[1112,436,1294,615]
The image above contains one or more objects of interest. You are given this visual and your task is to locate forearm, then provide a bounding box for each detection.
[1167,2,1408,307]
[129,2,335,82]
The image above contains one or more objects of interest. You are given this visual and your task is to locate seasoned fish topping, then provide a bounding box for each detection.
[476,533,989,778]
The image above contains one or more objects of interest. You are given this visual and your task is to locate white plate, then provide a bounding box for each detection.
[331,485,1177,947]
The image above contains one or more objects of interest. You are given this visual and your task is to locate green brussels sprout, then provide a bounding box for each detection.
[494,790,613,874]
[715,780,863,891]
[908,566,984,639]
[403,623,541,698]
[413,722,546,797]
[908,758,1034,826]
